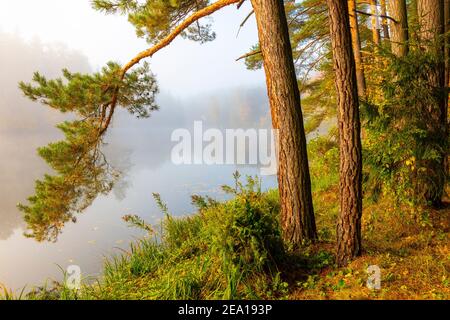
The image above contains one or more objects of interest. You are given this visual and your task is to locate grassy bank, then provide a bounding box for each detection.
[4,178,448,300]
[17,176,289,300]
[2,140,449,300]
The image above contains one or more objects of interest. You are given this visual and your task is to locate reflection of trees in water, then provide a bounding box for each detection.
[0,32,90,240]
[110,150,133,202]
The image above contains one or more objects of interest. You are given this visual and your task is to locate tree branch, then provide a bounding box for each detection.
[99,0,242,136]
[236,50,262,62]
[354,9,398,24]
[236,10,254,37]
[122,0,241,74]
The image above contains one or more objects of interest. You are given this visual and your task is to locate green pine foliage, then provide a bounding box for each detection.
[17,120,118,242]
[363,49,448,206]
[17,62,159,241]
[246,0,336,134]
[19,62,158,119]
[92,0,216,44]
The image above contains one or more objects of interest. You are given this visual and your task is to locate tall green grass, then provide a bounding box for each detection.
[20,174,288,300]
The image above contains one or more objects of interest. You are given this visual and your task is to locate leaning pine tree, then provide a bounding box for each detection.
[19,0,317,245]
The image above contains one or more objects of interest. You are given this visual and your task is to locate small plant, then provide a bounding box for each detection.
[122,215,154,234]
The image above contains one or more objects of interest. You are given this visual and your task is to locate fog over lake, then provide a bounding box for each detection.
[0,32,278,291]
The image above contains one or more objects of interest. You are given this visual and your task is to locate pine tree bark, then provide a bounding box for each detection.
[410,0,419,42]
[389,0,409,57]
[417,0,447,206]
[251,0,317,244]
[380,0,390,40]
[326,0,363,266]
[348,0,367,97]
[370,0,381,46]
[445,0,450,178]
[444,0,450,87]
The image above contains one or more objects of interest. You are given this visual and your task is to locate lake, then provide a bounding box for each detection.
[0,31,331,293]
[0,72,279,292]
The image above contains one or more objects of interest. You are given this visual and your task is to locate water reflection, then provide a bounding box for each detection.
[0,32,277,291]
[0,32,91,240]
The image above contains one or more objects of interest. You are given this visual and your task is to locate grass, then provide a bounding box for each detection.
[1,140,449,300]
[290,186,450,300]
[19,175,288,300]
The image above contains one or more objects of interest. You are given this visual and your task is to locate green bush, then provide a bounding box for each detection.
[362,50,448,206]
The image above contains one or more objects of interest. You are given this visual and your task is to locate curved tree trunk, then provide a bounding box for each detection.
[389,0,409,57]
[251,0,317,245]
[418,0,447,206]
[326,0,363,266]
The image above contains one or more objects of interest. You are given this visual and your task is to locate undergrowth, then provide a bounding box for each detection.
[22,174,288,300]
[2,139,449,300]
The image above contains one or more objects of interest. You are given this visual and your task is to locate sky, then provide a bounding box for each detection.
[0,0,266,97]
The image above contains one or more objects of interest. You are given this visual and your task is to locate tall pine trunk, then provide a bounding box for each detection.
[446,0,450,88]
[251,0,317,245]
[326,0,363,266]
[348,0,367,97]
[445,0,450,176]
[380,0,390,41]
[370,0,381,46]
[389,0,409,57]
[417,0,447,206]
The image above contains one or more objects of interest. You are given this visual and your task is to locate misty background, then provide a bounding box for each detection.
[0,28,274,238]
[0,28,276,291]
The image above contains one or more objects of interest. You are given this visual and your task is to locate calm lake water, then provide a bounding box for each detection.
[0,31,332,293]
[0,59,278,291]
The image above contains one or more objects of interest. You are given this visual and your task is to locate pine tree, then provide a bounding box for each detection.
[251,0,317,244]
[18,63,158,241]
[389,0,409,57]
[417,0,447,206]
[245,0,337,134]
[380,0,390,41]
[370,0,381,46]
[20,0,318,244]
[348,0,367,97]
[326,0,363,266]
